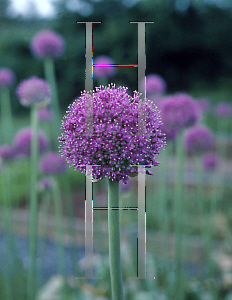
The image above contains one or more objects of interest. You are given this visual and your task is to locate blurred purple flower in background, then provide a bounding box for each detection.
[0,68,15,88]
[202,152,220,171]
[16,76,51,107]
[39,152,67,174]
[0,144,16,162]
[37,106,53,122]
[139,73,167,95]
[37,176,55,192]
[215,102,232,118]
[93,56,116,78]
[13,127,49,157]
[59,84,165,184]
[30,29,65,59]
[184,125,214,155]
[160,93,200,140]
[197,97,210,113]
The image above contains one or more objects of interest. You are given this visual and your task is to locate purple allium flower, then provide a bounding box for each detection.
[202,152,220,171]
[197,98,210,112]
[139,74,167,95]
[0,68,15,87]
[160,93,200,140]
[93,56,116,78]
[37,106,53,122]
[37,176,55,192]
[184,125,214,155]
[16,76,51,107]
[58,84,165,184]
[13,127,49,157]
[0,144,16,161]
[31,29,65,59]
[215,102,232,118]
[39,152,67,174]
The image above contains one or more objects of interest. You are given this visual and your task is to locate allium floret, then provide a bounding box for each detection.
[59,84,165,184]
[37,177,55,192]
[38,106,53,122]
[93,56,116,78]
[16,76,51,107]
[0,68,15,87]
[13,127,49,157]
[160,93,200,140]
[0,144,16,161]
[31,29,65,59]
[215,102,232,118]
[139,74,166,95]
[184,125,214,155]
[202,152,220,171]
[39,152,67,174]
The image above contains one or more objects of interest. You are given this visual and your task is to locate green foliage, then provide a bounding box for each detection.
[0,256,27,300]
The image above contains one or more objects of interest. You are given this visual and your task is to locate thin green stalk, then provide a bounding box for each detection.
[93,182,106,254]
[43,58,61,149]
[158,145,170,277]
[108,178,124,300]
[173,132,185,300]
[0,86,14,144]
[27,104,39,300]
[51,177,66,277]
[1,164,14,300]
[62,177,78,274]
[37,190,51,285]
[195,157,204,231]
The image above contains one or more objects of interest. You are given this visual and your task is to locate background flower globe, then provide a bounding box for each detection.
[13,127,49,157]
[160,93,201,139]
[0,144,16,162]
[59,84,165,184]
[93,56,116,78]
[183,125,215,155]
[139,73,167,95]
[0,68,15,88]
[16,76,51,107]
[202,152,220,171]
[30,29,65,59]
[39,152,67,174]
[215,102,232,118]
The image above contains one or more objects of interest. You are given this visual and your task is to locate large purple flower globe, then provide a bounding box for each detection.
[139,74,167,95]
[215,102,232,118]
[93,56,116,78]
[0,68,15,87]
[31,29,65,59]
[160,93,200,139]
[16,76,51,107]
[39,152,67,174]
[13,127,49,157]
[59,84,165,184]
[184,125,214,155]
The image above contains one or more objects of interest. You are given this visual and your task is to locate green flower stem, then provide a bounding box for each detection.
[43,57,61,149]
[93,182,106,254]
[62,177,78,273]
[27,104,39,300]
[1,164,14,300]
[108,178,124,300]
[159,145,172,289]
[37,190,51,285]
[51,177,66,277]
[195,157,204,231]
[173,132,185,300]
[0,86,14,144]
